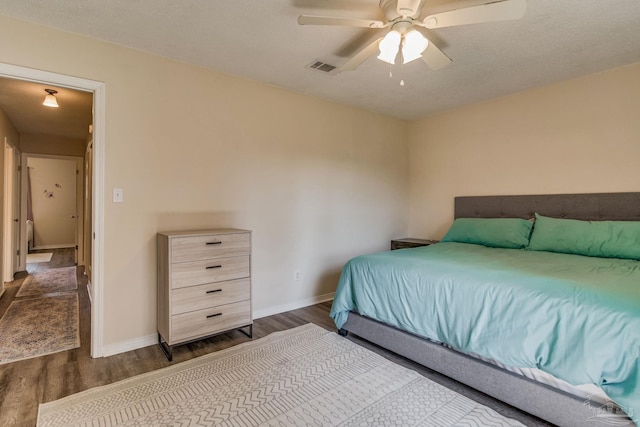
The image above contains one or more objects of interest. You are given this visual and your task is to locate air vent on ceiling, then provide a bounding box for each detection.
[306,60,337,74]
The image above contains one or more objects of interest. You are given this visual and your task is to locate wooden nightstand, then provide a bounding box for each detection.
[390,238,438,250]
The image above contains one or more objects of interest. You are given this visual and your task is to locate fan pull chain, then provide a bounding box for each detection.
[386,64,406,86]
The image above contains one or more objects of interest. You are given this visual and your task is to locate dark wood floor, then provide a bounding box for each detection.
[0,251,550,426]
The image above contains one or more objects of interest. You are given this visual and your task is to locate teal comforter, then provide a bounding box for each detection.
[331,242,640,420]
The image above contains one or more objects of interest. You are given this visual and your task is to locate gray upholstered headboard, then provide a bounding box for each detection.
[455,192,640,221]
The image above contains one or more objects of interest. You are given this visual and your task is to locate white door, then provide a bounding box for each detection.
[3,139,18,282]
[84,141,93,283]
[12,147,20,272]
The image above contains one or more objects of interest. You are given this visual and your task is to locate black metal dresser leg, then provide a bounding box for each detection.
[158,333,173,361]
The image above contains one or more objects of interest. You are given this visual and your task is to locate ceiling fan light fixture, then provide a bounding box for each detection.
[377,30,401,64]
[402,29,429,64]
[43,89,59,108]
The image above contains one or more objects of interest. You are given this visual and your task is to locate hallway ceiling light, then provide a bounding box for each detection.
[43,89,59,108]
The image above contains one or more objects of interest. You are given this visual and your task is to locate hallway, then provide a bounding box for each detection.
[0,248,89,425]
[0,247,87,364]
[1,248,85,316]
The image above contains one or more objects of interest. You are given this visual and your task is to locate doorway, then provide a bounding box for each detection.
[22,155,83,265]
[0,62,105,358]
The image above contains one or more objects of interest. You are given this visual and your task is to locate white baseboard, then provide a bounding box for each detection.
[99,293,335,357]
[102,333,158,357]
[253,292,335,320]
[32,244,75,250]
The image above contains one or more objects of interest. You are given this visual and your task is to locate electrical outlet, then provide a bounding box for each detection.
[294,271,301,281]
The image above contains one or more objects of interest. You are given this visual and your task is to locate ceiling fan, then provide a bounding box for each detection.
[298,0,527,72]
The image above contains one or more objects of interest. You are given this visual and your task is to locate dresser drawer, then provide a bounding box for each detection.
[171,300,251,343]
[171,278,250,315]
[170,233,250,263]
[171,256,250,289]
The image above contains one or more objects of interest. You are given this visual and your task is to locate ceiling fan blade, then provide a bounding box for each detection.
[298,15,386,28]
[339,37,384,72]
[396,0,423,17]
[421,40,452,70]
[422,0,526,29]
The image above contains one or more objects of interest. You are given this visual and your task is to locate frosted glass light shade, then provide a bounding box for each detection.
[402,30,429,64]
[377,30,401,64]
[43,94,59,108]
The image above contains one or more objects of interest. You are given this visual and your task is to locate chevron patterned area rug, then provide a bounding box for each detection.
[37,323,524,427]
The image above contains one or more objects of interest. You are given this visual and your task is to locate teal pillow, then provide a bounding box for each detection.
[441,218,533,249]
[527,213,640,260]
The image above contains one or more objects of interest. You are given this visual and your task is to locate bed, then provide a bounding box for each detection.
[331,192,640,427]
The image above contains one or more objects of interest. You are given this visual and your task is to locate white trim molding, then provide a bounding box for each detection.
[253,292,335,320]
[101,293,336,357]
[102,334,158,358]
[32,244,75,250]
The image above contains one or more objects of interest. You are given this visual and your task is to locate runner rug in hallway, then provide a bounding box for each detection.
[0,294,80,365]
[16,266,77,297]
[37,323,523,427]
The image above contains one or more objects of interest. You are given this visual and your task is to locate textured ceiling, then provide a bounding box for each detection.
[0,0,639,121]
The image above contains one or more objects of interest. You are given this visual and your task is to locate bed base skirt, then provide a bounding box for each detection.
[340,312,634,427]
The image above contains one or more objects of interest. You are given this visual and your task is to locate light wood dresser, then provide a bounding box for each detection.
[157,228,252,360]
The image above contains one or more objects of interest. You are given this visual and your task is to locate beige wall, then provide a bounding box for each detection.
[27,157,77,248]
[0,16,409,347]
[21,133,85,157]
[0,107,19,148]
[408,62,640,239]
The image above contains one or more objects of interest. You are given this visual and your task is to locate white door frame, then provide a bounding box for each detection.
[84,140,93,283]
[13,145,22,273]
[0,62,106,358]
[3,139,18,282]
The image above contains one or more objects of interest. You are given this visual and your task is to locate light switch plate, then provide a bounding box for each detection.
[113,188,124,203]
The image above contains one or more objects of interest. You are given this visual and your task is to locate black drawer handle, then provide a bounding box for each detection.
[206,265,222,270]
[206,241,222,245]
[206,289,222,294]
[206,313,222,318]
